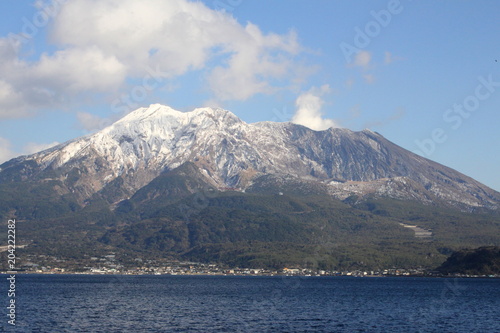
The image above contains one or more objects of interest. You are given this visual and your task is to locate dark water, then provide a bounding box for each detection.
[1,274,499,332]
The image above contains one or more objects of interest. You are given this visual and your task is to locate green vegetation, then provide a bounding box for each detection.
[437,246,500,275]
[0,180,80,219]
[1,164,499,271]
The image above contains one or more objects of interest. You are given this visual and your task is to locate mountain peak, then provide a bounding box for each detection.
[114,104,182,126]
[3,103,498,211]
[115,104,242,126]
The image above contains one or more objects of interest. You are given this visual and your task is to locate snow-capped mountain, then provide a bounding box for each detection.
[1,104,499,211]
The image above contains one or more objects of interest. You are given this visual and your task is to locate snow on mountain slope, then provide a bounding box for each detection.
[2,104,499,210]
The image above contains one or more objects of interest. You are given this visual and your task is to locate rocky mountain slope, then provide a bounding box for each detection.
[1,104,498,213]
[1,104,500,270]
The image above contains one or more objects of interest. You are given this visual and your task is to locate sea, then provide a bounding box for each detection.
[1,274,499,332]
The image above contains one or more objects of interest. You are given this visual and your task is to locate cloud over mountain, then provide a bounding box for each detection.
[291,85,338,131]
[0,0,308,120]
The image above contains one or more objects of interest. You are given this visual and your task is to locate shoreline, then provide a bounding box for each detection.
[2,271,499,279]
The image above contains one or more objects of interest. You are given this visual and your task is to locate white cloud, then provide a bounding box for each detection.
[363,74,375,84]
[23,141,59,155]
[76,112,115,132]
[207,24,300,100]
[51,0,216,77]
[0,137,59,164]
[0,0,308,119]
[0,39,42,117]
[0,80,31,118]
[352,51,372,69]
[0,38,126,118]
[384,51,403,65]
[291,85,339,131]
[348,51,376,84]
[0,138,61,164]
[51,0,303,101]
[0,138,17,164]
[35,46,127,93]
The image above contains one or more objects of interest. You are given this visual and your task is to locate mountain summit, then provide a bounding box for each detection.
[1,104,499,212]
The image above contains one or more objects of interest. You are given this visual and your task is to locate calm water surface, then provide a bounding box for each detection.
[1,274,499,332]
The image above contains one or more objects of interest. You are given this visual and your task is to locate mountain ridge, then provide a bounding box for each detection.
[1,103,498,212]
[1,104,499,270]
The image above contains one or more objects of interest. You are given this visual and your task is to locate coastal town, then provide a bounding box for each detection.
[2,253,498,278]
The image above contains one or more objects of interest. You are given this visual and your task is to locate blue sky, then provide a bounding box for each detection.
[0,0,499,191]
